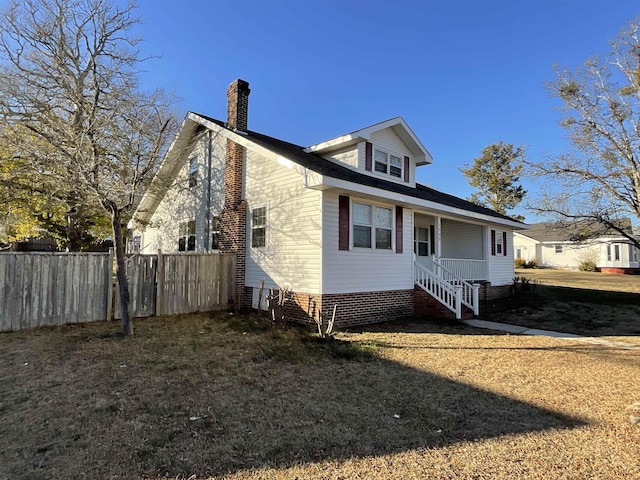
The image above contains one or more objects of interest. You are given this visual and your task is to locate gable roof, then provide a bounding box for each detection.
[133,112,526,229]
[305,116,433,165]
[517,219,634,243]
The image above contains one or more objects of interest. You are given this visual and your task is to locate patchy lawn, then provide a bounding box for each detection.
[0,313,638,479]
[484,269,640,337]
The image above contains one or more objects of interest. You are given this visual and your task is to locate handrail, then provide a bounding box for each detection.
[432,256,480,317]
[414,262,462,319]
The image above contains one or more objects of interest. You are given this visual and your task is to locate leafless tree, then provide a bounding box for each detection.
[0,0,178,334]
[526,17,640,248]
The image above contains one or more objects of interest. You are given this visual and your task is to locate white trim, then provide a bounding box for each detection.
[310,175,526,230]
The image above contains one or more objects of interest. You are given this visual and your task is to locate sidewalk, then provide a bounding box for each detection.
[463,319,640,350]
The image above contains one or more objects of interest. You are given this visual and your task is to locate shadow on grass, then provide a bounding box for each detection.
[0,314,587,479]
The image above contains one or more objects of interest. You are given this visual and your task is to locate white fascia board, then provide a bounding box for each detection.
[132,116,203,228]
[309,175,527,230]
[514,231,537,241]
[305,116,432,165]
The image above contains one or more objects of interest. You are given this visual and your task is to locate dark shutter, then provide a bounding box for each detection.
[365,142,372,171]
[404,156,410,182]
[491,229,496,256]
[339,195,349,250]
[503,231,508,256]
[395,206,403,253]
[429,225,435,255]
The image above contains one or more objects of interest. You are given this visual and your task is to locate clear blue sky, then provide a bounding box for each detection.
[133,0,639,222]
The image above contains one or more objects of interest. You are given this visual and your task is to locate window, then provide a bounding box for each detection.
[555,245,563,254]
[491,230,507,256]
[630,245,638,263]
[607,244,611,261]
[516,248,522,259]
[188,157,198,188]
[614,244,620,261]
[373,148,403,179]
[211,216,221,250]
[352,201,392,250]
[495,233,503,255]
[252,207,266,248]
[178,220,196,251]
[414,227,430,257]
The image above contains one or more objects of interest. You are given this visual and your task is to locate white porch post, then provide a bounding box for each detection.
[435,216,442,258]
[472,283,480,317]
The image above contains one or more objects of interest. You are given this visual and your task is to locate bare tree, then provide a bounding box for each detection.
[526,17,640,248]
[0,0,178,334]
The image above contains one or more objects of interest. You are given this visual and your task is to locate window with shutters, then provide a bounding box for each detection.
[491,229,508,256]
[352,201,393,250]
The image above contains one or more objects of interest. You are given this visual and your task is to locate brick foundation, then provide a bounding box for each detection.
[278,289,414,328]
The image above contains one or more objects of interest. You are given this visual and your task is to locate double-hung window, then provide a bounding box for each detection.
[178,220,196,251]
[555,245,563,254]
[352,201,393,250]
[188,157,198,188]
[211,215,221,250]
[252,207,267,248]
[373,149,403,179]
[631,245,639,263]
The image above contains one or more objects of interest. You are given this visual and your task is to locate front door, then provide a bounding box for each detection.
[414,226,435,269]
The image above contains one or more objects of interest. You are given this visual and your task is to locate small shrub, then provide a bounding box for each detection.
[509,276,538,303]
[525,259,538,269]
[515,257,526,268]
[579,260,597,272]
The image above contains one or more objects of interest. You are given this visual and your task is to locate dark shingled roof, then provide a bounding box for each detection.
[197,113,522,224]
[521,219,633,242]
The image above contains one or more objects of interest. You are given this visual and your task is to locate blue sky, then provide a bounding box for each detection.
[133,1,638,222]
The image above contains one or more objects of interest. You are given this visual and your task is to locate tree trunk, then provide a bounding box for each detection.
[111,209,133,335]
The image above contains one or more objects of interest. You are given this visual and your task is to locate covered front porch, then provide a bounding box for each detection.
[413,212,488,281]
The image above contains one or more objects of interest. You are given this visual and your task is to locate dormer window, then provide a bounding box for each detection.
[374,148,403,179]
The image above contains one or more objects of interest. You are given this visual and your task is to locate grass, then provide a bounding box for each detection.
[0,313,638,479]
[484,269,640,337]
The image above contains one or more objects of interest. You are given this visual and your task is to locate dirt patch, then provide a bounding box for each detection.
[0,313,638,479]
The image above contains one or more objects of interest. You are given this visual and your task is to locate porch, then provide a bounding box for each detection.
[412,213,491,320]
[413,213,489,282]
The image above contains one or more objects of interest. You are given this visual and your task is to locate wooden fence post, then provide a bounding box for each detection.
[106,248,114,321]
[156,249,164,316]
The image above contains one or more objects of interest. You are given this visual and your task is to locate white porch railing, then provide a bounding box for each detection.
[439,257,487,281]
[414,262,462,319]
[415,258,480,319]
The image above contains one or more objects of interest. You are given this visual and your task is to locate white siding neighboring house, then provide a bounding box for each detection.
[131,79,528,326]
[514,220,640,273]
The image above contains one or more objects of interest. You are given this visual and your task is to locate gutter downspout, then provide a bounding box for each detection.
[204,131,213,250]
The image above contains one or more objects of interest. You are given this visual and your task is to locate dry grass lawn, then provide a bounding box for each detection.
[0,313,638,479]
[484,269,640,338]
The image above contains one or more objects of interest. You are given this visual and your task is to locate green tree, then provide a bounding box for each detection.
[526,17,640,249]
[0,0,178,334]
[460,142,526,220]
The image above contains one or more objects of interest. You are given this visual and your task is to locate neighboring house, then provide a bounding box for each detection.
[514,220,640,273]
[131,79,527,326]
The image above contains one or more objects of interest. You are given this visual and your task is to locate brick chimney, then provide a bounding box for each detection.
[226,79,250,131]
[221,79,251,308]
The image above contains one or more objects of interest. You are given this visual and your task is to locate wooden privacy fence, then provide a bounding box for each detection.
[114,252,236,318]
[0,252,113,331]
[1,251,235,332]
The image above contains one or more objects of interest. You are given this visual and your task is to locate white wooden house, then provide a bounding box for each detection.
[514,220,640,273]
[131,79,527,326]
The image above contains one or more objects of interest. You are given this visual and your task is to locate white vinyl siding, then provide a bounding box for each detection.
[141,137,226,253]
[322,192,413,293]
[244,149,322,294]
[359,128,416,186]
[486,227,514,286]
[325,145,359,168]
[441,220,484,259]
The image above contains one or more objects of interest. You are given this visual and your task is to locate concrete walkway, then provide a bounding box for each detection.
[463,319,640,350]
